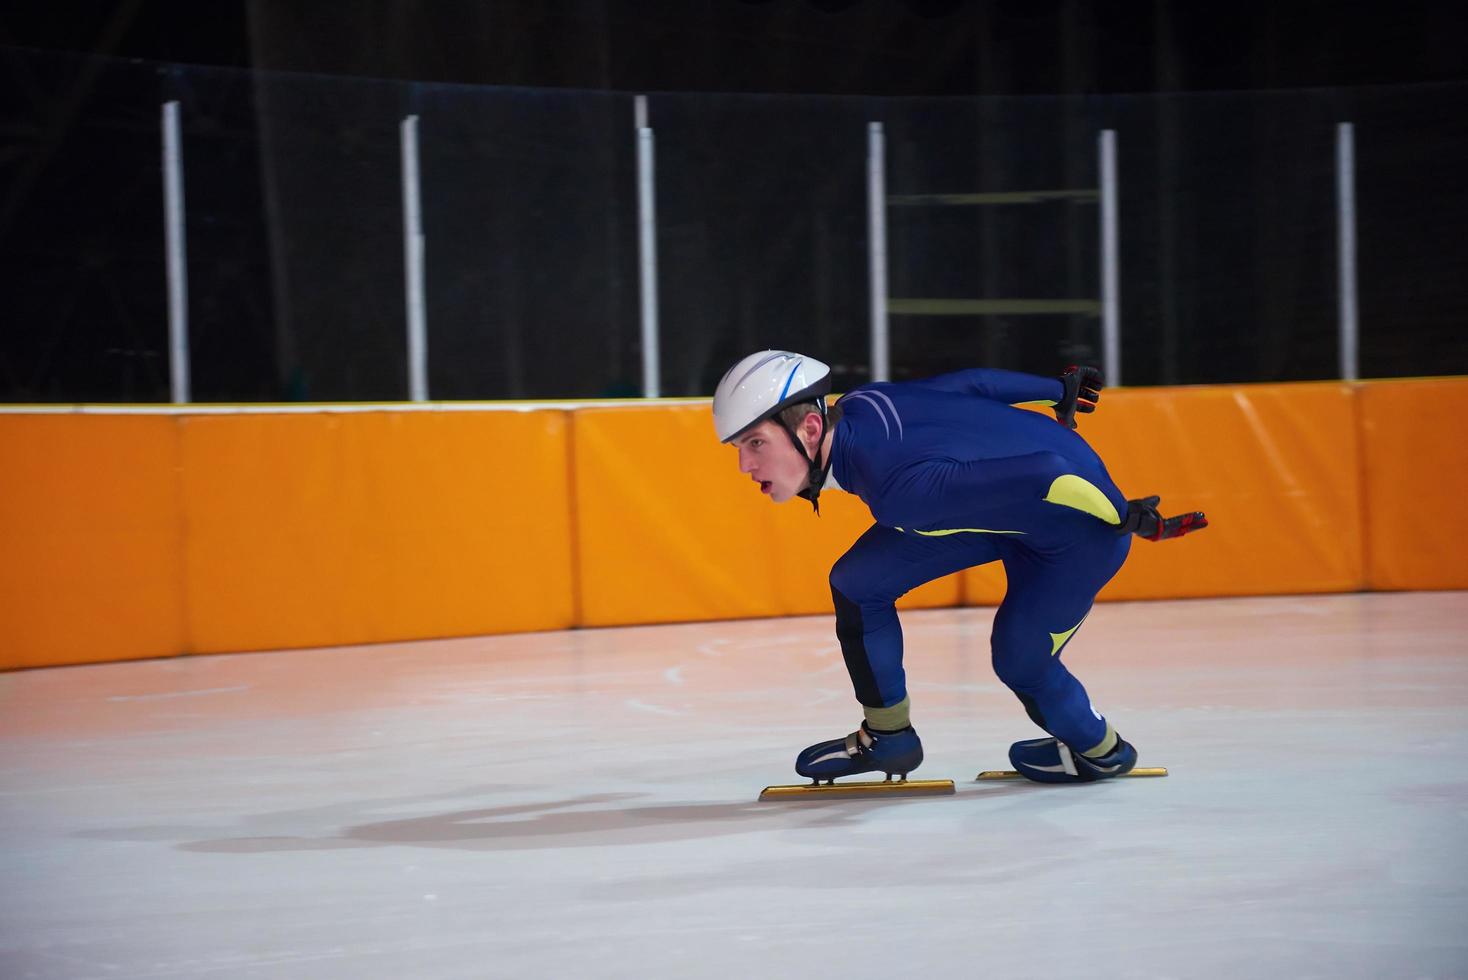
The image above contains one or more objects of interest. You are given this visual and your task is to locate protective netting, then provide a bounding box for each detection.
[2,47,1464,401]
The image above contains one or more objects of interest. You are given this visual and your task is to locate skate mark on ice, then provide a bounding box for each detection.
[106,685,251,702]
[625,699,686,717]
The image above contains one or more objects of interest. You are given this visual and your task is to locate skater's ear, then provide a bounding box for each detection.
[777,400,841,449]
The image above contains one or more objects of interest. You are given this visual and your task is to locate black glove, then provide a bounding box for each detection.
[1055,365,1103,430]
[1118,495,1209,541]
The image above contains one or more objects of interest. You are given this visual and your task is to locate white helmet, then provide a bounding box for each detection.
[712,350,832,443]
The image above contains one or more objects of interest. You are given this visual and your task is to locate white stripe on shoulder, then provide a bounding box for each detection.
[842,391,891,439]
[863,388,904,440]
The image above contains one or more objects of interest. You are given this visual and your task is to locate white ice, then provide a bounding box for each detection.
[2,593,1466,979]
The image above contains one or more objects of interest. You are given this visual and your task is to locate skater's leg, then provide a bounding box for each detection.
[829,524,1000,730]
[795,526,997,781]
[990,531,1130,755]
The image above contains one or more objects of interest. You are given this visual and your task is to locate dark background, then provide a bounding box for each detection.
[3,1,1466,401]
[8,1,1466,96]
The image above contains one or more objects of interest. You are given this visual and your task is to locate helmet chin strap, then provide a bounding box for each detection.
[780,403,832,515]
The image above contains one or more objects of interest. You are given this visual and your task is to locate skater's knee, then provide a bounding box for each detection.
[829,558,892,609]
[989,627,1036,690]
[828,554,865,602]
[990,615,1087,690]
[991,646,1061,695]
[988,611,1027,655]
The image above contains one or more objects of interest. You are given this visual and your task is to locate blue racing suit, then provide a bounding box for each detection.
[825,367,1131,752]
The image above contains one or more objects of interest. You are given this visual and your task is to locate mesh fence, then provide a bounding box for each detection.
[2,48,1464,402]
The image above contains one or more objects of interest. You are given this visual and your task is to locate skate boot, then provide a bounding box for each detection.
[795,722,923,783]
[1008,734,1138,784]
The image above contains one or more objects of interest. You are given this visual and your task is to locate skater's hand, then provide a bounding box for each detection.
[1118,495,1208,541]
[1054,366,1103,429]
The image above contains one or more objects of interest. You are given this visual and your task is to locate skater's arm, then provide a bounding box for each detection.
[912,368,1064,407]
[916,366,1104,430]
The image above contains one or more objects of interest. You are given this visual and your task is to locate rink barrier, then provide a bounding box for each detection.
[1,414,187,667]
[0,378,1463,669]
[177,409,576,656]
[1357,379,1468,591]
[964,381,1368,603]
[1,408,576,668]
[570,403,959,628]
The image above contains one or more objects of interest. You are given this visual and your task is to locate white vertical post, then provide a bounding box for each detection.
[161,101,190,403]
[400,115,428,402]
[635,96,660,398]
[1336,122,1359,382]
[1099,129,1121,386]
[867,122,889,382]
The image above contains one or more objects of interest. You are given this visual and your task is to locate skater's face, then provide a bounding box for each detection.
[733,416,820,504]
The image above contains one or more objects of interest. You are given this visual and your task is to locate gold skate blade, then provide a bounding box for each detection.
[976,767,1169,780]
[759,778,955,801]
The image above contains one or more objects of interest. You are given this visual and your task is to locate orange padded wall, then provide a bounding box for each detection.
[1359,378,1468,590]
[964,382,1366,604]
[2,379,1460,671]
[181,410,576,653]
[0,415,187,669]
[572,404,958,627]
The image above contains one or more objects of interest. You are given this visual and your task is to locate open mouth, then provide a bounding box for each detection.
[759,480,772,494]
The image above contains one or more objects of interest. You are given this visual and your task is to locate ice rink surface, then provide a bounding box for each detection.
[2,592,1466,979]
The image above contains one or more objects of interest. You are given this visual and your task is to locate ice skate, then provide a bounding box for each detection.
[796,721,923,781]
[759,723,953,801]
[999,734,1146,784]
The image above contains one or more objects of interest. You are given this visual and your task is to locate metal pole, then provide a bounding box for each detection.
[1336,122,1359,382]
[1099,129,1121,386]
[161,101,190,403]
[636,104,660,398]
[867,122,889,382]
[401,115,428,401]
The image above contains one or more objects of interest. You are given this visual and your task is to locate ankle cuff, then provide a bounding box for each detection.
[1081,723,1118,759]
[863,696,911,732]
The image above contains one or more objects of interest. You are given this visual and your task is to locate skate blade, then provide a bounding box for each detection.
[759,778,955,801]
[976,766,1169,780]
